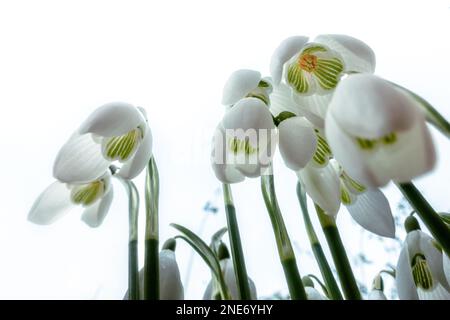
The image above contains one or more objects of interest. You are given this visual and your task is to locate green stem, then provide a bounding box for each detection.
[222,183,252,300]
[296,182,343,300]
[261,168,307,300]
[397,182,450,256]
[315,205,361,300]
[144,157,160,300]
[389,81,450,139]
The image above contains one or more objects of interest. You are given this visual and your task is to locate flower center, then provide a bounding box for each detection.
[299,53,318,72]
[411,254,434,290]
[70,180,105,206]
[103,128,143,162]
[228,137,257,155]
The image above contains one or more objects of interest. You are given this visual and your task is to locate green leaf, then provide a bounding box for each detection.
[171,223,231,299]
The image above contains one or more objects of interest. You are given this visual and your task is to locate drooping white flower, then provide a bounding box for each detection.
[124,248,184,300]
[28,172,113,228]
[270,34,375,127]
[368,274,388,300]
[211,97,277,183]
[297,158,394,237]
[222,69,272,107]
[203,258,257,300]
[326,74,436,187]
[396,230,450,300]
[54,102,153,184]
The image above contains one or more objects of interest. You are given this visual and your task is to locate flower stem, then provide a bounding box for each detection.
[315,205,361,300]
[121,179,140,300]
[222,183,252,300]
[296,182,343,300]
[261,168,307,300]
[397,182,450,256]
[144,157,160,300]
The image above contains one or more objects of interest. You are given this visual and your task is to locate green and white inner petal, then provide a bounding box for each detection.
[311,129,332,167]
[285,44,344,96]
[102,127,144,162]
[411,254,434,290]
[70,179,106,207]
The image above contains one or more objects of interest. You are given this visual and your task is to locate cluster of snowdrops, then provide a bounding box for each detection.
[29,34,450,300]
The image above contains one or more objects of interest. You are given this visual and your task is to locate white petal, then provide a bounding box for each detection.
[278,117,317,171]
[53,132,111,184]
[314,34,376,73]
[270,36,309,85]
[28,181,73,225]
[417,283,450,300]
[79,102,146,137]
[396,244,419,300]
[116,125,153,180]
[305,287,328,300]
[366,118,436,185]
[325,112,388,187]
[211,162,245,184]
[222,69,261,105]
[419,233,450,292]
[292,93,332,128]
[329,74,418,139]
[269,82,302,116]
[297,163,341,216]
[346,189,395,238]
[80,187,113,228]
[222,97,275,131]
[159,250,184,300]
[211,126,246,183]
[444,253,450,288]
[368,289,387,300]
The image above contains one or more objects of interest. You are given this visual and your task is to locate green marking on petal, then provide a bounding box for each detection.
[287,62,309,94]
[103,128,142,162]
[356,132,397,150]
[229,137,257,155]
[340,183,353,205]
[301,45,327,55]
[381,132,397,145]
[411,254,434,290]
[258,79,271,88]
[246,91,270,106]
[312,129,332,166]
[341,171,366,193]
[71,180,105,206]
[356,137,377,150]
[313,58,344,91]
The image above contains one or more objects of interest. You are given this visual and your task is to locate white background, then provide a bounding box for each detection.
[0,0,449,299]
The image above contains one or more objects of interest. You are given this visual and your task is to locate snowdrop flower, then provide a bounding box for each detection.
[297,156,395,236]
[124,240,184,300]
[326,74,436,187]
[368,274,388,300]
[276,112,394,236]
[396,217,450,300]
[203,258,257,300]
[211,97,277,183]
[301,276,329,300]
[270,34,375,127]
[222,69,272,107]
[28,172,113,228]
[54,102,153,184]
